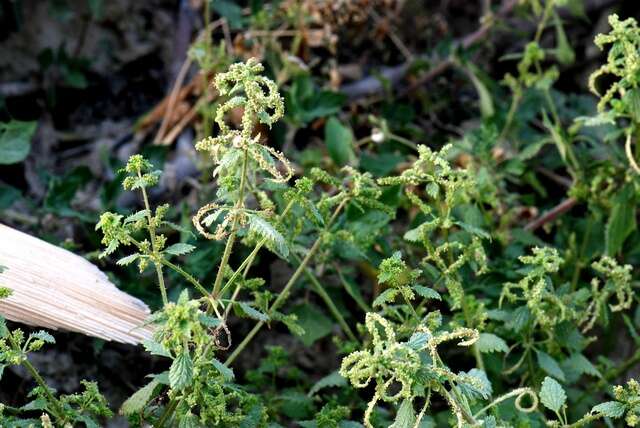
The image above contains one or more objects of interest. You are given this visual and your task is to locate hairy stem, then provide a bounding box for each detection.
[219,199,296,307]
[225,199,348,365]
[7,334,65,423]
[139,172,168,305]
[212,149,249,297]
[159,258,209,298]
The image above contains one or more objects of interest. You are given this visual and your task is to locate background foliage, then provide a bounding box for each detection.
[2,0,640,427]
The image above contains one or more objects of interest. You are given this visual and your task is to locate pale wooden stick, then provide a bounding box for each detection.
[0,223,153,345]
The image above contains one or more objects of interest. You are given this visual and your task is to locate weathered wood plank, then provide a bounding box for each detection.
[0,223,152,344]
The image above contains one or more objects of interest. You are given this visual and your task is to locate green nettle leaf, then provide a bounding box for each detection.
[540,376,567,412]
[565,353,600,378]
[390,399,416,428]
[248,215,289,257]
[212,358,234,381]
[605,184,636,256]
[592,401,626,418]
[21,397,48,411]
[324,116,355,166]
[406,332,431,350]
[0,120,37,165]
[120,379,161,415]
[459,369,493,400]
[412,285,442,300]
[142,339,172,358]
[237,302,270,322]
[476,333,508,354]
[169,352,193,391]
[536,350,566,382]
[198,314,222,328]
[116,254,140,266]
[212,0,244,29]
[373,288,400,307]
[308,371,347,396]
[290,303,333,347]
[165,243,196,256]
[178,412,200,428]
[30,330,55,344]
[0,316,8,338]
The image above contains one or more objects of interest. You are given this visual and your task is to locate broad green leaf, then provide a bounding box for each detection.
[142,339,171,358]
[117,254,140,266]
[592,401,625,418]
[324,116,355,166]
[248,215,289,256]
[308,371,347,396]
[540,376,566,412]
[178,412,199,428]
[625,88,640,123]
[0,316,7,338]
[212,358,234,381]
[412,285,441,301]
[406,332,431,351]
[21,397,48,411]
[212,0,244,29]
[290,303,333,347]
[606,184,636,256]
[0,184,21,209]
[30,330,55,344]
[373,288,400,307]
[239,404,265,428]
[564,353,600,378]
[0,120,36,165]
[459,369,492,400]
[237,302,269,322]
[536,350,566,381]
[390,399,416,428]
[198,314,222,328]
[476,333,508,354]
[169,352,193,390]
[279,390,314,419]
[120,379,161,415]
[165,243,196,256]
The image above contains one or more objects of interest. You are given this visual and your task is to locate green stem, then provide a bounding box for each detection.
[461,296,484,371]
[139,173,168,306]
[212,149,249,297]
[441,385,478,426]
[219,199,296,301]
[534,0,554,43]
[225,199,348,365]
[566,413,602,428]
[297,257,358,342]
[473,387,536,419]
[570,218,593,291]
[389,133,418,151]
[498,91,522,143]
[7,334,65,423]
[154,398,179,428]
[335,266,371,312]
[159,258,209,298]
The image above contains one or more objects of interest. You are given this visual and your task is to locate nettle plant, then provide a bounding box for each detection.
[4,9,640,428]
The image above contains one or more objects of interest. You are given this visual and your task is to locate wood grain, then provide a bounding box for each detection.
[0,223,153,344]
